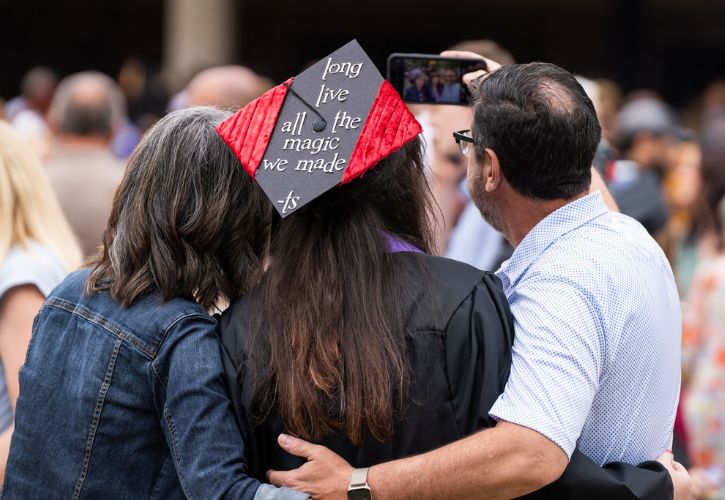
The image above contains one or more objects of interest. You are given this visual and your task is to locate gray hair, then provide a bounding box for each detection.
[50,71,126,137]
[87,105,270,311]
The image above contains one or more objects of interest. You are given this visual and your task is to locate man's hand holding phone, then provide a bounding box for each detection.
[386,50,502,105]
[387,52,492,106]
[439,50,502,95]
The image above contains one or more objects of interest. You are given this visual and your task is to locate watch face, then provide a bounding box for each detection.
[348,487,372,500]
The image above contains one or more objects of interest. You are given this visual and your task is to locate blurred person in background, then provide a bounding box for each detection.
[0,121,81,481]
[118,56,170,132]
[700,79,725,125]
[596,79,624,148]
[5,66,57,123]
[661,136,702,294]
[660,135,702,474]
[186,65,272,110]
[439,40,515,267]
[114,56,171,159]
[608,95,683,238]
[428,103,475,251]
[7,67,58,159]
[112,57,161,159]
[681,117,725,499]
[679,85,725,269]
[438,68,462,103]
[576,76,622,174]
[44,71,127,259]
[430,70,444,102]
[404,68,433,102]
[0,98,5,120]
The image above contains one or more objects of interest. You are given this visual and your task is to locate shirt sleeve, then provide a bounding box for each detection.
[489,277,605,458]
[254,484,309,500]
[0,247,63,299]
[152,314,261,500]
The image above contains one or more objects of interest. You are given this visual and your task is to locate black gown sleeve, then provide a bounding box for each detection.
[522,450,673,500]
[444,272,515,434]
[445,274,674,500]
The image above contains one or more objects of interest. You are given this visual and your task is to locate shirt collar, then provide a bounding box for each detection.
[496,191,608,291]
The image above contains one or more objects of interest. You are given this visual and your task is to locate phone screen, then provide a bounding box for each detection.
[387,54,487,105]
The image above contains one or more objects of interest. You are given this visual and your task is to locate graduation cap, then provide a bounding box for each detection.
[216,39,422,217]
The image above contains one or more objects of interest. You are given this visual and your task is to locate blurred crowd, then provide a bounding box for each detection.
[1,39,725,497]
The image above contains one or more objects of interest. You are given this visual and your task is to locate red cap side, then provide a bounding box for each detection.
[215,78,293,179]
[341,80,423,184]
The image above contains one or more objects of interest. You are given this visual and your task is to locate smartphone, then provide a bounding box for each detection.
[387,53,487,105]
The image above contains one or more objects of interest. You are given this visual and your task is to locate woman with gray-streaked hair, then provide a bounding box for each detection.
[3,107,303,500]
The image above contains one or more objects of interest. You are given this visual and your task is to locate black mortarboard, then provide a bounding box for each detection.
[216,40,422,217]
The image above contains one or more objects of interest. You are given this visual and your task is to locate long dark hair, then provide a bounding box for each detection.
[86,106,270,310]
[248,137,435,445]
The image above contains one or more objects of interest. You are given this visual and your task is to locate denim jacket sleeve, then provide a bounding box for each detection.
[151,313,261,500]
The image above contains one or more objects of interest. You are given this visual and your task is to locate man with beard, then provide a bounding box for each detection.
[454,68,680,481]
[267,60,689,499]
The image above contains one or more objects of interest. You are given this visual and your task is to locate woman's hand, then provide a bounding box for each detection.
[657,451,692,500]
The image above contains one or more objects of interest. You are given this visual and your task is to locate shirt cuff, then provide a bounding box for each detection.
[490,398,575,460]
[254,484,309,500]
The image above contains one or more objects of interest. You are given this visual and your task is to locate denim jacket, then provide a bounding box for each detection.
[3,269,301,500]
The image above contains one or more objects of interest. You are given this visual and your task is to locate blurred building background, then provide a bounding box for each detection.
[2,0,724,107]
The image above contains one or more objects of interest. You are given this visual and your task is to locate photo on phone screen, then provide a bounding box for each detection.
[387,54,487,105]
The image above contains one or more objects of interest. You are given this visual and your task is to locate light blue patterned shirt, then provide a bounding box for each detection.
[490,191,681,466]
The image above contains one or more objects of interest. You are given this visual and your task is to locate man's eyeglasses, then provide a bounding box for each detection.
[453,130,475,157]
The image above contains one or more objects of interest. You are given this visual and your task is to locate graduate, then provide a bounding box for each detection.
[217,41,676,499]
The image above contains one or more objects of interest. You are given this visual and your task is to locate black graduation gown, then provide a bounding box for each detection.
[218,253,673,499]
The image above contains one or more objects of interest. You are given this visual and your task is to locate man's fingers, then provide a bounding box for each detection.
[438,50,502,95]
[440,50,484,60]
[463,70,488,87]
[267,468,294,487]
[278,433,319,459]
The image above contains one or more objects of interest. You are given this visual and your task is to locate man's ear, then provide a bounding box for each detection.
[483,147,502,192]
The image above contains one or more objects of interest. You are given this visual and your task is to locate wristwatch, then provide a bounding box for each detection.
[347,467,373,500]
